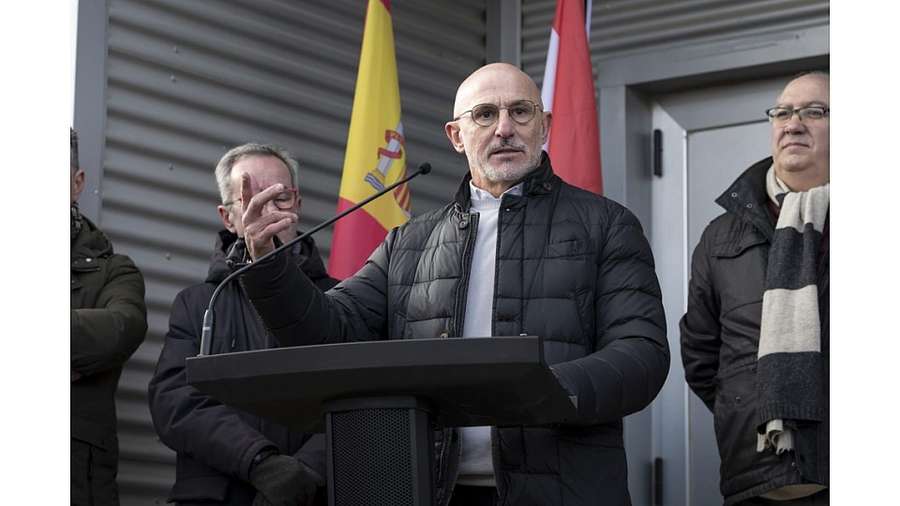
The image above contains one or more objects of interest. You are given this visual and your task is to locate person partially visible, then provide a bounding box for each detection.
[681,72,830,505]
[148,143,338,506]
[71,127,148,505]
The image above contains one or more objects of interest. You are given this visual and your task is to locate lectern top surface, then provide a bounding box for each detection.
[186,336,577,431]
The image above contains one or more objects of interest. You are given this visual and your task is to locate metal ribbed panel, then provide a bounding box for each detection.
[522,0,829,87]
[99,1,485,503]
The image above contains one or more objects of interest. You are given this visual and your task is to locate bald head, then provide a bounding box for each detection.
[780,71,829,98]
[452,63,543,118]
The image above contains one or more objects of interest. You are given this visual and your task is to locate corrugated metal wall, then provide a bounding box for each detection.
[521,0,830,87]
[99,0,486,503]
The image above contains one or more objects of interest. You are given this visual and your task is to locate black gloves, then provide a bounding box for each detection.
[249,453,324,506]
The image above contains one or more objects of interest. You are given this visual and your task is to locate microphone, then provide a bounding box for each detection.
[199,162,432,356]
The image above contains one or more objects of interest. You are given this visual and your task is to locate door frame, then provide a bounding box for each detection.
[73,0,110,224]
[594,25,829,506]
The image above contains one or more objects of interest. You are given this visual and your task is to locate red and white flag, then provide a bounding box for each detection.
[541,0,603,195]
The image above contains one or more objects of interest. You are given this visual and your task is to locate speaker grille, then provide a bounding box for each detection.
[331,408,414,506]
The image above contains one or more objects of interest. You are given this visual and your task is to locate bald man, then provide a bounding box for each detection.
[681,72,830,505]
[239,63,669,506]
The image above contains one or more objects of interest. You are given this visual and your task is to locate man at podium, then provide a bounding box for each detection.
[238,64,670,506]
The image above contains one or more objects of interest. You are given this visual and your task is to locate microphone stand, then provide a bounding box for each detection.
[198,162,432,356]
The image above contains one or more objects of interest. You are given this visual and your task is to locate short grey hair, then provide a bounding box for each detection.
[214,143,300,204]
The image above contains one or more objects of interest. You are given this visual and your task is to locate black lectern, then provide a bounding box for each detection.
[186,336,577,506]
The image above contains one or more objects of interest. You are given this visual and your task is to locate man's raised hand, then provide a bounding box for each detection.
[240,172,297,260]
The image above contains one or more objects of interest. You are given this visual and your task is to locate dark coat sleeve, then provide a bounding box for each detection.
[679,226,721,411]
[71,254,148,377]
[313,274,340,292]
[241,231,397,346]
[549,205,671,423]
[147,288,274,482]
[294,433,326,481]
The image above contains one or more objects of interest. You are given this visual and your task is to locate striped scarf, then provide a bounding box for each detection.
[756,166,829,456]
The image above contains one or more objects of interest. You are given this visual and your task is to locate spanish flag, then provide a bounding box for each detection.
[328,0,411,280]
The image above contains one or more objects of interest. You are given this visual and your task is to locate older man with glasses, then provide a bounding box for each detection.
[235,63,669,506]
[681,71,830,505]
[148,143,338,506]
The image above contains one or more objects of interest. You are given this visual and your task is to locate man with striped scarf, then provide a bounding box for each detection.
[681,72,830,505]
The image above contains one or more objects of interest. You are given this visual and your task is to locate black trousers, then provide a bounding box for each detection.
[738,489,829,506]
[449,485,498,506]
[71,437,120,506]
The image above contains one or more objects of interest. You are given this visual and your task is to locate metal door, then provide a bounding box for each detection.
[647,75,789,506]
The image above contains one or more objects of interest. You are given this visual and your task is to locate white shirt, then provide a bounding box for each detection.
[457,181,523,486]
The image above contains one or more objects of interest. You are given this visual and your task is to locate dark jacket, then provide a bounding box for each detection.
[148,231,338,505]
[71,213,148,506]
[680,158,829,505]
[242,154,670,506]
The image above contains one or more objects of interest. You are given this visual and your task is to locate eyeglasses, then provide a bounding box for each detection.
[453,100,541,127]
[765,106,829,125]
[223,187,298,210]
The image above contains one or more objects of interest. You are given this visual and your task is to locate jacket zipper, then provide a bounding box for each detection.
[490,201,509,337]
[451,211,479,337]
[437,212,477,503]
[435,428,454,506]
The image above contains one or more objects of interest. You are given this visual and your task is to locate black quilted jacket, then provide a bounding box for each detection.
[242,154,669,506]
[680,158,829,505]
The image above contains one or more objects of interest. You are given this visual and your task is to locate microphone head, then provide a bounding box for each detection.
[417,162,432,175]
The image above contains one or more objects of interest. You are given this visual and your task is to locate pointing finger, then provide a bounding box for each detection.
[240,172,255,218]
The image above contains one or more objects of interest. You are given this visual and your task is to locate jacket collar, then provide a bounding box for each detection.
[715,157,776,240]
[452,151,558,211]
[71,214,113,262]
[206,229,330,284]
